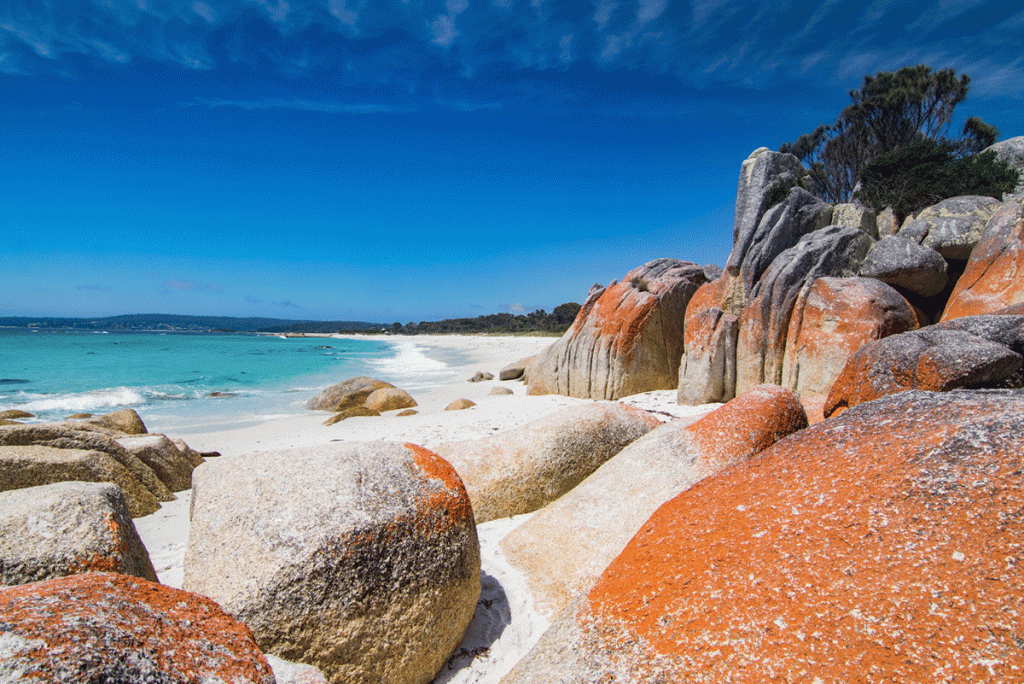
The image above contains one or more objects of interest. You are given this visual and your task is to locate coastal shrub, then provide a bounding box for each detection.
[855,140,1017,222]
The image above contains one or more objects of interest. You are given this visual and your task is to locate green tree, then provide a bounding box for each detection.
[780,65,1000,203]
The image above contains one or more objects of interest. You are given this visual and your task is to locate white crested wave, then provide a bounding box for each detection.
[17,387,150,413]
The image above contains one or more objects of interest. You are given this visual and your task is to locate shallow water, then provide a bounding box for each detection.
[0,329,461,434]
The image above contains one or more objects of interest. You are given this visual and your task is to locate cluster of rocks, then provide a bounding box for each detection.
[0,408,213,518]
[306,376,419,423]
[525,139,1024,413]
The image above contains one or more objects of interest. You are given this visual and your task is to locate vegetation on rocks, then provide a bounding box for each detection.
[781,65,1012,206]
[855,140,1017,221]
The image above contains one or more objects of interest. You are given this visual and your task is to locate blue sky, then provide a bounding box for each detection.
[2,0,1021,323]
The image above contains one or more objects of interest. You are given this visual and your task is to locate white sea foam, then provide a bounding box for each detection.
[18,387,149,413]
[364,339,456,390]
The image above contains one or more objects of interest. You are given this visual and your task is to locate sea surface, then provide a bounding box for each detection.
[0,329,462,434]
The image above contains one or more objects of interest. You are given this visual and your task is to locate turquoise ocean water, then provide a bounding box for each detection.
[0,329,461,434]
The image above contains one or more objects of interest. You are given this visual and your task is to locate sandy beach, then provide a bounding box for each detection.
[134,333,712,684]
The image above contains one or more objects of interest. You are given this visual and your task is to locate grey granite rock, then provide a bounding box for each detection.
[900,195,1003,260]
[0,481,156,586]
[185,441,479,684]
[0,445,159,517]
[305,376,395,411]
[860,235,949,297]
[736,224,874,394]
[433,403,660,523]
[527,259,707,400]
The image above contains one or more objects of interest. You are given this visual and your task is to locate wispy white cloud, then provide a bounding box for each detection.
[1,0,1021,102]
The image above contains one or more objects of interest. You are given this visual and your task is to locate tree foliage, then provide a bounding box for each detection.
[855,140,1018,222]
[780,65,1000,203]
[390,303,582,336]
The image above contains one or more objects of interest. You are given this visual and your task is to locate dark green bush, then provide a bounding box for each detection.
[855,139,1018,221]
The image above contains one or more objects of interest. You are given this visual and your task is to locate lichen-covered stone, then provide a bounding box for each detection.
[0,573,274,683]
[781,277,918,397]
[0,424,173,502]
[434,403,659,523]
[942,199,1024,320]
[832,202,878,238]
[729,149,817,293]
[505,390,1024,683]
[824,315,1024,416]
[860,235,949,297]
[185,441,479,684]
[528,259,707,399]
[501,385,806,619]
[0,481,156,586]
[84,408,148,435]
[900,195,1003,260]
[677,306,739,405]
[735,225,874,395]
[117,434,195,492]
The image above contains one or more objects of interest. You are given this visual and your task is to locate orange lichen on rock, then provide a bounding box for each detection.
[782,277,918,397]
[684,383,807,479]
[798,392,828,424]
[404,442,475,532]
[582,279,662,356]
[824,319,1024,417]
[528,259,708,399]
[0,573,274,683]
[566,390,1024,683]
[942,201,1024,321]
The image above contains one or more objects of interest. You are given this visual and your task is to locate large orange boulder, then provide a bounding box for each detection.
[941,199,1024,320]
[505,389,1024,683]
[0,573,274,683]
[781,276,918,396]
[528,259,708,399]
[824,314,1024,417]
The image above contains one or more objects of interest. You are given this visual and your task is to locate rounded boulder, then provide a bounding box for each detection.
[184,441,480,684]
[363,387,417,412]
[0,573,274,683]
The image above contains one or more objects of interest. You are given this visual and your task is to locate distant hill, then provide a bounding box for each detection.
[1,303,585,335]
[0,314,383,333]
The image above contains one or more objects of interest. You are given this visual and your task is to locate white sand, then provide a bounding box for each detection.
[134,333,712,684]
